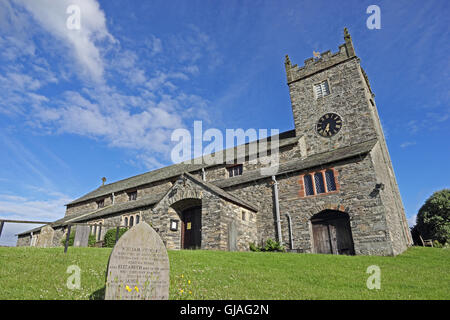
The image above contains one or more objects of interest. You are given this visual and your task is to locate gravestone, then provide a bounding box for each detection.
[105,222,170,300]
[36,225,54,248]
[73,225,90,247]
[228,220,237,251]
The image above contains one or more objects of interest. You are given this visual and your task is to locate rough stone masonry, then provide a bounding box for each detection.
[17,29,412,256]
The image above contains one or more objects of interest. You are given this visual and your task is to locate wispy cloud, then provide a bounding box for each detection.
[14,0,115,82]
[0,191,71,246]
[400,141,416,148]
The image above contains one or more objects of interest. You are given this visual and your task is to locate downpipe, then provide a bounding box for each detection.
[271,176,282,244]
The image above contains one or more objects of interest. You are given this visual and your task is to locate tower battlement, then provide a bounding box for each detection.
[285,28,356,84]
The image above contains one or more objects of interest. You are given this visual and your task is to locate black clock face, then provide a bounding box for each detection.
[317,113,342,137]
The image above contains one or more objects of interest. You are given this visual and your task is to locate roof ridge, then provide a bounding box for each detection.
[66,129,298,206]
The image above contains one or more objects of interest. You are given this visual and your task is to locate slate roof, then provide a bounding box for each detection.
[183,172,258,212]
[67,130,298,206]
[212,138,379,188]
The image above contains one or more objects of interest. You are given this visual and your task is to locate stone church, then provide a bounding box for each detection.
[17,29,412,256]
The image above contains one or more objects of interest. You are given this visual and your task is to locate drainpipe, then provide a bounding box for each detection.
[112,192,115,204]
[271,176,282,244]
[285,212,294,250]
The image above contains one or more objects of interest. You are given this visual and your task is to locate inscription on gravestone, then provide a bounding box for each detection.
[73,225,90,247]
[105,222,170,300]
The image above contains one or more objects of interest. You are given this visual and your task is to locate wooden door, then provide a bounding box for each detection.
[182,207,201,249]
[312,223,332,254]
[312,212,355,255]
[330,218,354,255]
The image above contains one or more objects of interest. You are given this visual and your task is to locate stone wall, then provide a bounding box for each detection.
[16,234,31,246]
[226,154,399,255]
[144,175,257,251]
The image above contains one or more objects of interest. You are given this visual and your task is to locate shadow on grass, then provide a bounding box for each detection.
[89,286,105,300]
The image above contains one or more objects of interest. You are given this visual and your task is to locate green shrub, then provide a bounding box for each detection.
[433,240,443,248]
[249,239,285,252]
[60,231,96,247]
[249,242,261,252]
[88,234,96,247]
[103,228,128,248]
[60,232,75,246]
[263,238,285,252]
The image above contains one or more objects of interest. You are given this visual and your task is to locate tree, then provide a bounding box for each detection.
[412,189,450,245]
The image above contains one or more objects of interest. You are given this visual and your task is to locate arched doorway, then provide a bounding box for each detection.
[311,210,354,255]
[170,198,202,250]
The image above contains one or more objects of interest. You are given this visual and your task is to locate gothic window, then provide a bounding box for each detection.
[136,215,140,224]
[325,170,337,191]
[124,217,128,227]
[97,223,102,241]
[304,174,314,196]
[242,211,246,221]
[129,216,134,227]
[314,172,326,194]
[227,164,243,178]
[314,80,330,98]
[128,191,137,201]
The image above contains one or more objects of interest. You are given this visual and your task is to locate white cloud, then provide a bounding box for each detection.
[0,192,71,246]
[400,141,416,148]
[14,0,115,82]
[407,214,417,228]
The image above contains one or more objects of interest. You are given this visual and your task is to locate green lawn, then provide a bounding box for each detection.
[0,246,448,300]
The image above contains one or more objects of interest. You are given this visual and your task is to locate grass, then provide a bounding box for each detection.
[0,246,448,300]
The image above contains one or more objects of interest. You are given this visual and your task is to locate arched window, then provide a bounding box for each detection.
[97,223,102,241]
[129,216,134,227]
[124,217,128,227]
[325,170,336,192]
[136,215,140,224]
[304,174,314,196]
[314,172,325,194]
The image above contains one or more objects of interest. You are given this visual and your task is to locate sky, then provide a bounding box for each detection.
[0,0,449,246]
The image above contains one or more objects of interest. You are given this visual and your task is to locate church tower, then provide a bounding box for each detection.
[285,28,412,254]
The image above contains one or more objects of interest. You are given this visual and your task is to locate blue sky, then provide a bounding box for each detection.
[0,0,449,245]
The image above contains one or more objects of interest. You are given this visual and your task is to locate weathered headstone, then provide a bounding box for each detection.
[105,222,170,300]
[36,225,54,248]
[73,225,90,247]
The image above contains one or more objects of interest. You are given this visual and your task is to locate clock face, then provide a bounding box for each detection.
[316,113,342,137]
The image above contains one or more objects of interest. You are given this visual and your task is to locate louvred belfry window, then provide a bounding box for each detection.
[314,80,330,98]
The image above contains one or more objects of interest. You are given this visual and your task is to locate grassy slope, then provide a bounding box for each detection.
[0,246,448,300]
